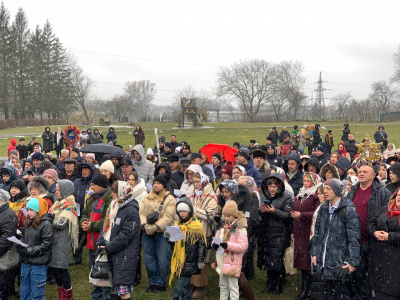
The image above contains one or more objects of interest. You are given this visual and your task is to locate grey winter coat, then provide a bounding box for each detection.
[132,144,155,187]
[311,197,360,280]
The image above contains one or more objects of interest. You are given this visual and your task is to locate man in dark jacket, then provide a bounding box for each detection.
[279,126,289,144]
[341,124,350,142]
[268,127,279,146]
[311,124,322,149]
[315,145,328,169]
[58,158,80,182]
[344,133,358,161]
[70,148,84,163]
[346,165,391,300]
[253,149,271,182]
[120,158,135,181]
[168,155,184,189]
[311,179,360,299]
[170,135,180,152]
[0,189,18,299]
[191,153,214,184]
[266,145,284,168]
[283,153,304,196]
[374,125,388,151]
[110,150,123,175]
[237,148,262,186]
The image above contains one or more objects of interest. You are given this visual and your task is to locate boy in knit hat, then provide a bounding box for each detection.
[212,201,248,300]
[166,198,206,300]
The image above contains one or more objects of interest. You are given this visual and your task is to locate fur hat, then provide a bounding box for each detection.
[222,201,239,218]
[86,153,95,160]
[100,160,115,174]
[43,169,58,182]
[28,176,49,194]
[92,173,109,188]
[32,152,44,161]
[252,149,266,159]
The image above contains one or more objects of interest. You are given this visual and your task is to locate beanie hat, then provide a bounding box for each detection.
[100,160,115,174]
[316,145,325,152]
[233,142,240,148]
[26,198,40,213]
[175,146,181,152]
[325,179,345,197]
[182,144,190,150]
[222,200,239,218]
[9,179,26,193]
[57,179,75,199]
[9,150,18,156]
[86,153,95,160]
[164,142,172,149]
[92,173,109,188]
[389,163,400,178]
[43,169,58,182]
[176,201,191,213]
[250,139,256,144]
[39,160,54,175]
[32,152,44,161]
[237,148,250,160]
[212,153,222,162]
[154,174,168,189]
[221,163,233,177]
[146,148,154,156]
[266,144,275,150]
[71,148,80,154]
[0,189,10,202]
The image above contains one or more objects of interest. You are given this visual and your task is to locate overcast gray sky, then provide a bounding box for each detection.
[4,0,400,106]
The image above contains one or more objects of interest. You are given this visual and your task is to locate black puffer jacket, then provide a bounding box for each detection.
[347,177,391,244]
[311,124,322,148]
[344,140,358,161]
[283,153,304,196]
[97,197,141,285]
[266,150,284,168]
[304,157,320,174]
[73,162,96,215]
[19,213,54,265]
[174,197,206,277]
[341,124,350,142]
[257,173,293,271]
[154,162,177,192]
[0,202,18,257]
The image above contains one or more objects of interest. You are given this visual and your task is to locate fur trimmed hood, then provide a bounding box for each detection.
[319,163,340,181]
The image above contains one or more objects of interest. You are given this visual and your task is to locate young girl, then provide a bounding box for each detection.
[8,179,29,217]
[167,198,206,300]
[48,180,78,300]
[212,201,248,300]
[18,197,54,300]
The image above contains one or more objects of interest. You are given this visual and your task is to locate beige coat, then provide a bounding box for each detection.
[139,190,176,234]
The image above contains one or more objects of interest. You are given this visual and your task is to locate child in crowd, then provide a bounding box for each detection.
[16,137,28,160]
[166,197,206,300]
[212,201,248,300]
[18,198,54,300]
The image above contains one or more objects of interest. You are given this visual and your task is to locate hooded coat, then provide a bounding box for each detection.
[42,128,54,152]
[154,162,177,192]
[341,124,350,142]
[266,146,284,168]
[311,124,322,148]
[386,163,400,195]
[304,157,321,174]
[97,196,141,285]
[335,157,352,181]
[344,139,358,161]
[131,178,148,207]
[132,144,155,187]
[0,165,17,191]
[257,173,293,271]
[73,162,96,214]
[106,127,117,144]
[283,153,304,196]
[319,163,340,181]
[180,164,202,197]
[239,157,262,187]
[0,202,18,257]
[7,138,17,157]
[90,129,103,144]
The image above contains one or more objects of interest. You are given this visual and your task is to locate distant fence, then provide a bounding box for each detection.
[380,112,400,122]
[0,119,67,130]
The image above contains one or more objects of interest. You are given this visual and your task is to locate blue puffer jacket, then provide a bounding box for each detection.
[311,197,360,280]
[0,164,17,191]
[73,162,95,215]
[240,158,262,187]
[283,153,304,196]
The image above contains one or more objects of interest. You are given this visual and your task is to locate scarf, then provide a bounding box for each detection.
[56,131,62,145]
[244,176,258,194]
[388,188,400,221]
[169,216,206,285]
[48,195,79,251]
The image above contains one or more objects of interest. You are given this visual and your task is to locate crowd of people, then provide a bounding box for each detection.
[0,123,399,300]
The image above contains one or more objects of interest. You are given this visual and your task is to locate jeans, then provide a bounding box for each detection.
[89,249,111,300]
[172,276,191,300]
[20,264,47,300]
[143,232,171,286]
[301,142,307,152]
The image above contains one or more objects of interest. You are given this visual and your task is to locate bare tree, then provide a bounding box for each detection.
[368,81,397,115]
[124,80,156,121]
[331,91,353,120]
[217,59,276,122]
[392,44,400,85]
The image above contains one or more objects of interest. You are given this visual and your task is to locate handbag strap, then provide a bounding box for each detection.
[158,195,168,212]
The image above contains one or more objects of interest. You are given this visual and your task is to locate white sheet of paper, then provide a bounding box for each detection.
[21,208,27,216]
[165,226,186,242]
[76,203,80,217]
[7,236,28,247]
[212,237,225,254]
[174,189,181,197]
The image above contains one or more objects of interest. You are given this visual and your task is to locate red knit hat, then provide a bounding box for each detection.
[221,162,233,178]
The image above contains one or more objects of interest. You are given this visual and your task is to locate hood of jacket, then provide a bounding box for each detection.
[78,162,95,179]
[132,178,147,197]
[155,162,172,181]
[110,150,122,161]
[304,157,320,173]
[176,196,194,216]
[319,163,340,180]
[241,157,255,171]
[0,164,17,184]
[335,157,351,172]
[183,164,203,182]
[108,127,115,133]
[132,144,146,165]
[283,153,303,173]
[10,138,17,146]
[40,212,55,224]
[261,173,285,199]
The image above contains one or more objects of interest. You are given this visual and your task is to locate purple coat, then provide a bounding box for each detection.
[292,190,320,270]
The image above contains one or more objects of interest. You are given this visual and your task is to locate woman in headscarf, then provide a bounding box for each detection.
[189,172,218,298]
[48,180,78,300]
[232,165,246,183]
[290,172,321,300]
[383,143,396,160]
[180,164,202,198]
[337,142,351,161]
[96,181,141,300]
[133,125,145,146]
[369,188,400,299]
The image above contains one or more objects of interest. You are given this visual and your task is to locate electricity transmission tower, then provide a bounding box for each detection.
[314,72,328,119]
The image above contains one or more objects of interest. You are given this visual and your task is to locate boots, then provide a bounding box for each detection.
[57,287,65,300]
[296,270,311,299]
[64,287,73,300]
[238,272,255,300]
[271,270,283,295]
[262,270,274,293]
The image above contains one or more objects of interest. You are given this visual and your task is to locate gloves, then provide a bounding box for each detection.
[164,231,171,241]
[17,245,27,256]
[197,261,205,269]
[220,242,228,249]
[145,224,157,235]
[335,265,349,283]
[212,243,220,251]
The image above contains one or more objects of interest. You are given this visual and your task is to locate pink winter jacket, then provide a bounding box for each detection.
[212,213,248,278]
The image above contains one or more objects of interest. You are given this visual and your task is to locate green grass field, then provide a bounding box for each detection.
[3,120,399,299]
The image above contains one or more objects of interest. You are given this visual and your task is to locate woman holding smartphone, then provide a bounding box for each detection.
[257,173,293,295]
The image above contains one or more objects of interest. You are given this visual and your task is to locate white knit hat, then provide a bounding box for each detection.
[146,148,154,156]
[100,160,115,174]
[177,202,191,213]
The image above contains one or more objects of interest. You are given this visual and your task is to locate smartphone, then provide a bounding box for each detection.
[27,170,33,175]
[264,200,271,206]
[286,205,293,211]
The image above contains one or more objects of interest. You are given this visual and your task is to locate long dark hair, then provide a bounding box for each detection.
[24,213,41,230]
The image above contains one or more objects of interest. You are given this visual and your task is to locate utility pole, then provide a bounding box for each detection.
[314,72,328,119]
